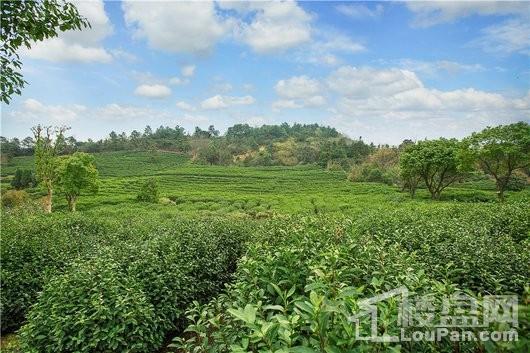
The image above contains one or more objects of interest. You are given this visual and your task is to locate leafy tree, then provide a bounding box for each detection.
[208,125,220,137]
[400,139,469,200]
[32,125,68,213]
[463,122,530,201]
[11,168,36,190]
[56,152,99,211]
[137,178,159,203]
[1,0,90,103]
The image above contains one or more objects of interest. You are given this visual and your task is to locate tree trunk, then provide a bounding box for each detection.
[496,179,506,202]
[497,189,505,202]
[44,186,53,213]
[67,196,77,212]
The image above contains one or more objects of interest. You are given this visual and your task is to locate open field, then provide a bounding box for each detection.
[2,150,524,217]
[1,150,529,353]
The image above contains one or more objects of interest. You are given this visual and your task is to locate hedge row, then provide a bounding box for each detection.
[1,213,248,352]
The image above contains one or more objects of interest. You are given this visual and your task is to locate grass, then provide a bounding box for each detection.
[2,150,526,217]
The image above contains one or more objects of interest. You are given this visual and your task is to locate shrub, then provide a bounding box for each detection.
[19,255,161,353]
[1,190,30,208]
[506,171,528,191]
[137,178,159,203]
[348,164,396,185]
[0,215,114,332]
[10,168,36,189]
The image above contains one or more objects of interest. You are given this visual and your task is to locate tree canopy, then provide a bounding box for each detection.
[57,152,99,211]
[1,0,90,103]
[463,122,530,200]
[400,138,469,200]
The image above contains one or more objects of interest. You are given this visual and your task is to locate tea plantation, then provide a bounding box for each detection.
[1,151,529,352]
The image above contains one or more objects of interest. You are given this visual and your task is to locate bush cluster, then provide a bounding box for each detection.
[2,213,248,352]
[174,203,529,353]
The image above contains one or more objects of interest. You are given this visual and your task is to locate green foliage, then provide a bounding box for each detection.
[1,0,90,103]
[10,168,36,189]
[400,138,469,199]
[32,125,69,212]
[19,255,161,353]
[173,205,529,353]
[463,122,530,200]
[57,152,99,211]
[137,178,159,203]
[3,214,248,350]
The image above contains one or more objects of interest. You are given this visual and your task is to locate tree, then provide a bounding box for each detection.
[463,122,530,201]
[208,125,220,137]
[400,139,469,200]
[32,125,68,213]
[56,152,99,211]
[1,0,90,103]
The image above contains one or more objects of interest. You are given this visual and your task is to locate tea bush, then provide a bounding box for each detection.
[137,178,159,203]
[19,255,161,353]
[8,213,249,352]
[173,205,530,353]
[1,215,113,332]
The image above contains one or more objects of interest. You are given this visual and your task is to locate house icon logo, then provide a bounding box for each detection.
[348,286,409,342]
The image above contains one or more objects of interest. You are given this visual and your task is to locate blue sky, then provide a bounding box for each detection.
[2,0,529,144]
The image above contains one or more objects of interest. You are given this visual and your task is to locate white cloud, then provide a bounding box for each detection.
[275,75,321,99]
[327,67,423,99]
[391,59,485,77]
[225,1,313,53]
[200,95,255,109]
[336,3,384,20]
[24,0,113,63]
[406,1,530,27]
[325,66,529,143]
[272,99,303,110]
[293,30,365,66]
[134,84,172,98]
[110,48,138,62]
[8,98,87,122]
[471,19,530,56]
[123,1,230,55]
[176,101,196,112]
[95,103,169,121]
[273,75,326,110]
[182,65,196,77]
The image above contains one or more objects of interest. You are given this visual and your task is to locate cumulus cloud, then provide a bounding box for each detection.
[275,75,320,99]
[175,101,196,112]
[336,3,384,20]
[134,84,172,98]
[325,66,529,143]
[327,67,423,99]
[201,95,255,109]
[406,1,530,27]
[223,0,313,53]
[8,98,87,122]
[471,19,530,56]
[23,0,113,63]
[123,1,230,55]
[273,75,326,110]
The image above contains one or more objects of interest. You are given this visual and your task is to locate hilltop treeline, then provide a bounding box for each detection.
[1,123,377,168]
